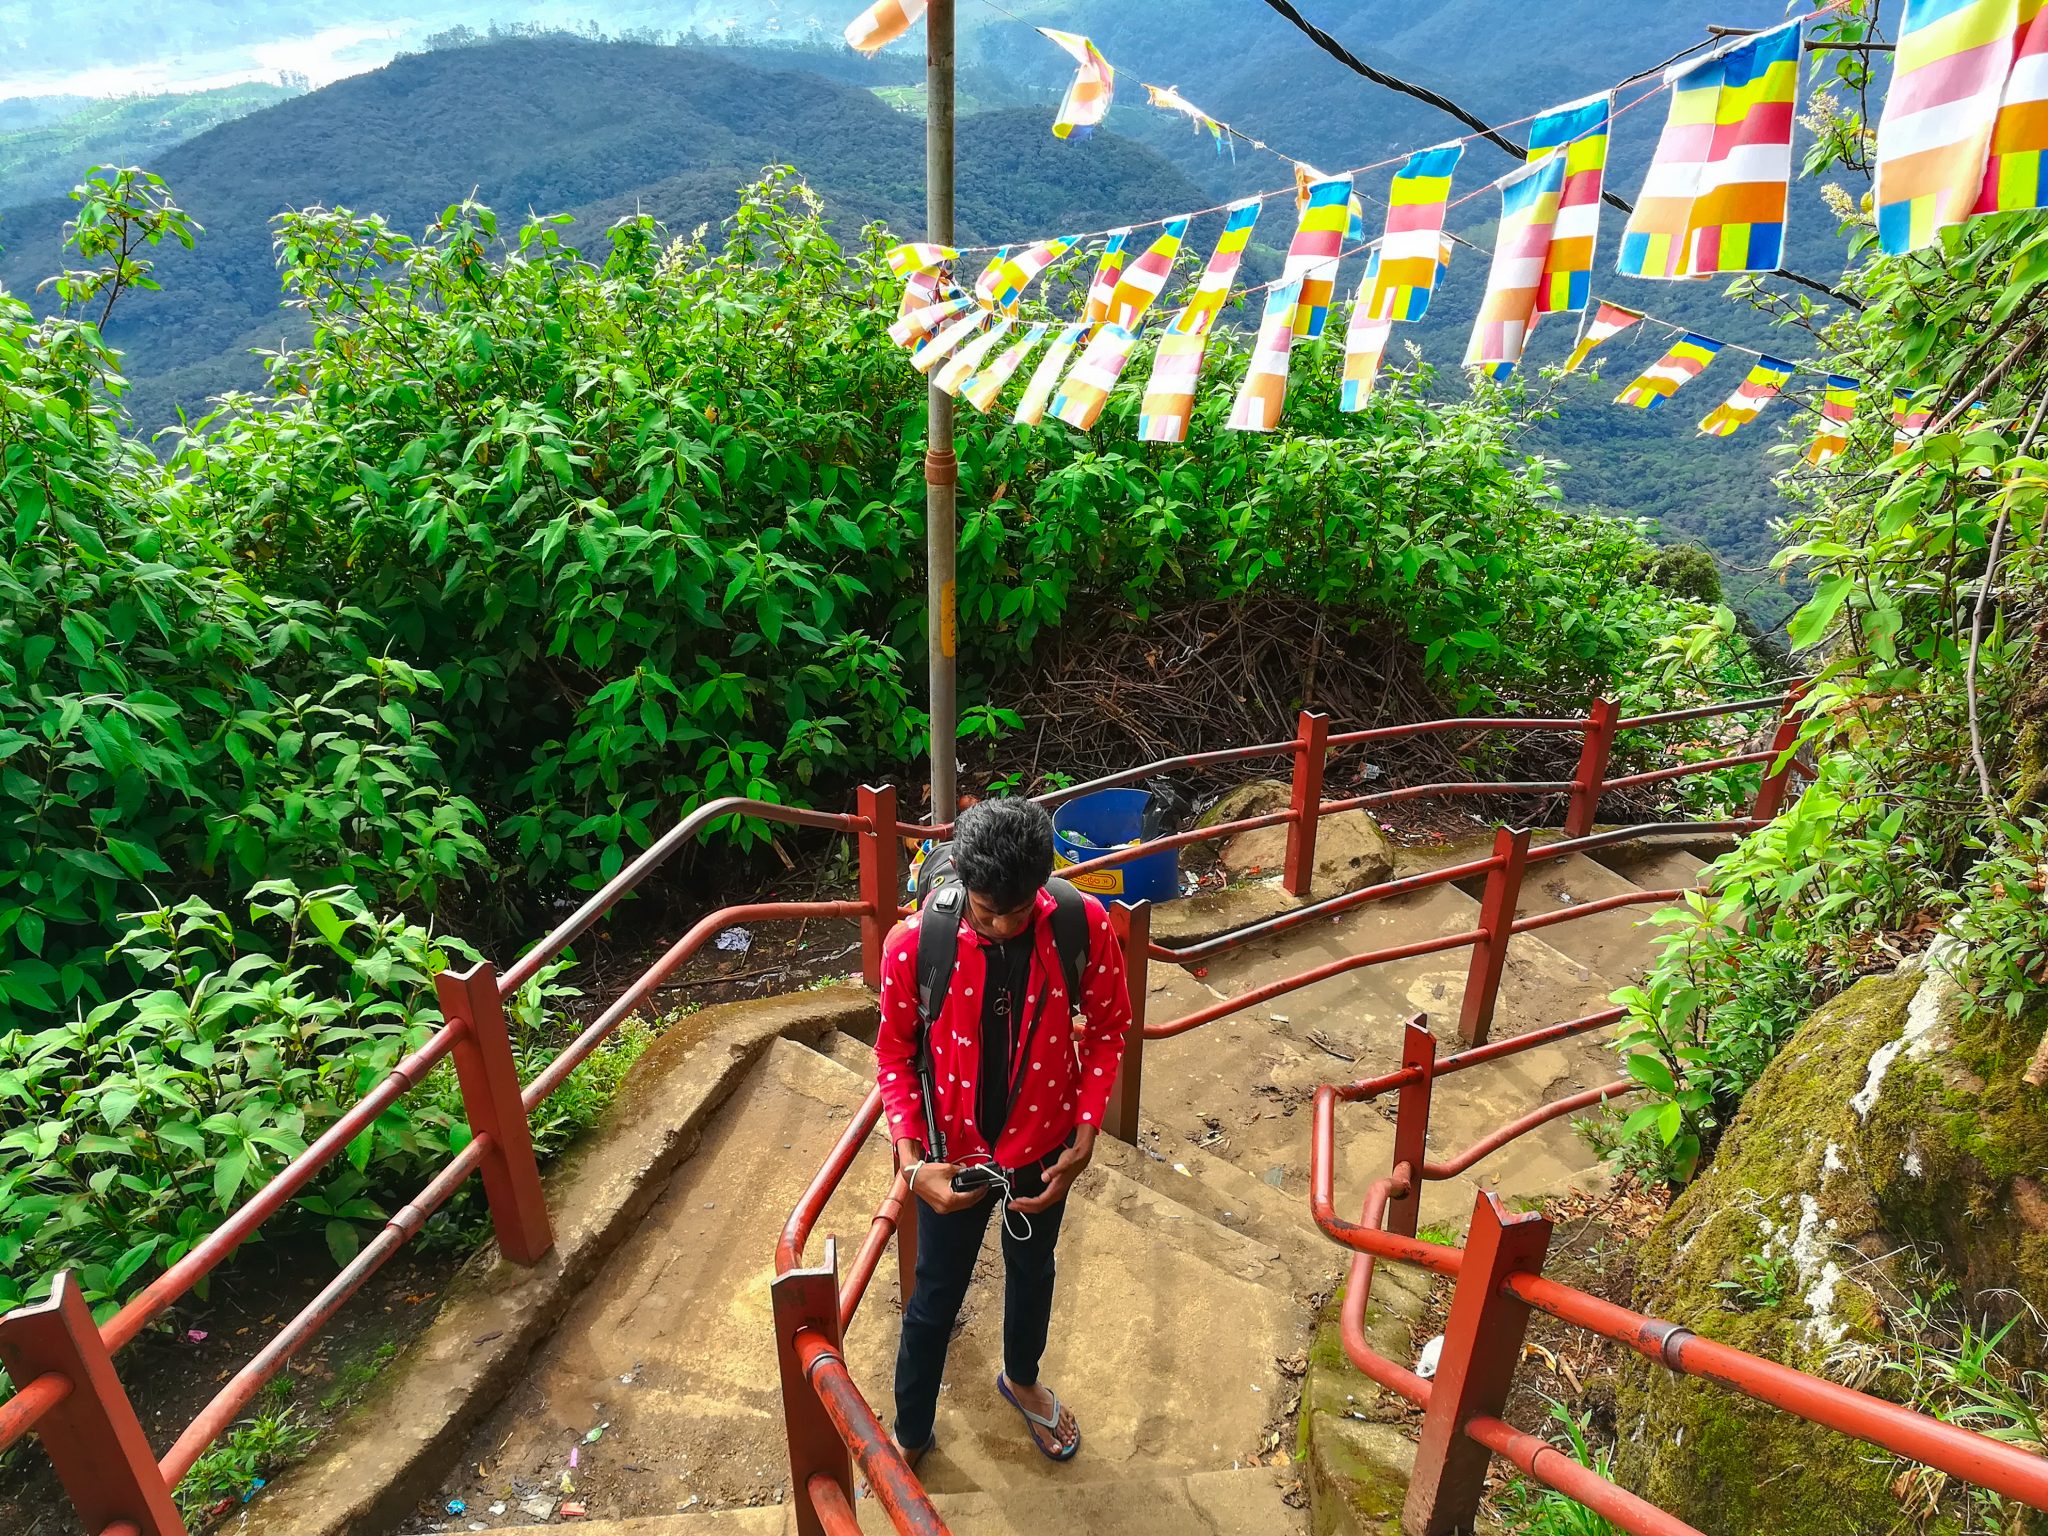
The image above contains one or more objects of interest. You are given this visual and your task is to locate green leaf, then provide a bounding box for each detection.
[1624,1053,1677,1096]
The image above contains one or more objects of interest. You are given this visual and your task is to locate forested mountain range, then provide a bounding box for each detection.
[3,4,1867,624]
[0,40,1213,428]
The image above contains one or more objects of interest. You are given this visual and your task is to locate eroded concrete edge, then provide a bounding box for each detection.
[236,983,877,1536]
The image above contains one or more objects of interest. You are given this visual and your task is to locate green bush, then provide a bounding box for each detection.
[0,880,601,1316]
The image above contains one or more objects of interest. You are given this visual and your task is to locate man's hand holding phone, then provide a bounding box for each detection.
[898,1139,990,1213]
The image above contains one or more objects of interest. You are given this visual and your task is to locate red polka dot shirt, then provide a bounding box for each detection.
[875,887,1133,1169]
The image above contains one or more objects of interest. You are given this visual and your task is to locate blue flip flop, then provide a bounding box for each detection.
[997,1373,1081,1462]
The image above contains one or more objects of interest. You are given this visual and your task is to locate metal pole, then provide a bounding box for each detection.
[924,0,959,823]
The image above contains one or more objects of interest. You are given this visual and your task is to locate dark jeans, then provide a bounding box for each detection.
[891,1157,1068,1449]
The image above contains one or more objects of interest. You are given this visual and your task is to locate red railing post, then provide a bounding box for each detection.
[1403,1191,1554,1535]
[0,1274,188,1536]
[1750,688,1808,822]
[1285,709,1332,898]
[1457,826,1530,1049]
[858,784,902,992]
[1102,900,1151,1144]
[1564,697,1620,838]
[776,1240,855,1536]
[1387,1017,1436,1238]
[437,961,554,1266]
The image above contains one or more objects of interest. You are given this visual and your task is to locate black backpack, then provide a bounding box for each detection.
[908,844,1091,1159]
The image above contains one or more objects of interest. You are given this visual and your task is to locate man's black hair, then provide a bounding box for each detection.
[952,798,1055,911]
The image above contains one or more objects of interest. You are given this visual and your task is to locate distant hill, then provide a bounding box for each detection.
[0,83,304,207]
[0,38,1213,426]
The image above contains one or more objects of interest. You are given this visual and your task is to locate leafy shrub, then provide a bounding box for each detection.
[0,880,601,1317]
[1,169,491,1030]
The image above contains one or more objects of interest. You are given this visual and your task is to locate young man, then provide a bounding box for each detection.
[874,797,1133,1464]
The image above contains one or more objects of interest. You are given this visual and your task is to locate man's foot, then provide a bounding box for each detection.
[996,1372,1081,1461]
[890,1432,936,1470]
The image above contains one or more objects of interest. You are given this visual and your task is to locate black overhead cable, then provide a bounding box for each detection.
[1249,0,1864,310]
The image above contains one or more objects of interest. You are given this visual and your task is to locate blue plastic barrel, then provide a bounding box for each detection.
[1051,788,1182,903]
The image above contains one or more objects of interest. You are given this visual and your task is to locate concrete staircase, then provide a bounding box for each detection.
[415,834,1705,1536]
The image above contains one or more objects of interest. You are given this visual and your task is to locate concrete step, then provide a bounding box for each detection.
[478,1465,1303,1533]
[1588,839,1712,896]
[1499,850,1675,988]
[1132,880,1626,1240]
[424,1041,1307,1527]
[814,1028,876,1078]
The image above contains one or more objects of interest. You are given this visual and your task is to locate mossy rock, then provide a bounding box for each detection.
[1299,1278,1425,1535]
[1615,959,2048,1536]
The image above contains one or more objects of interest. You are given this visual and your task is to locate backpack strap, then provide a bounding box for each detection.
[916,883,967,1026]
[1045,877,1091,1003]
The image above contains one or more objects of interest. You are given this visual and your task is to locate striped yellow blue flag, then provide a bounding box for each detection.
[1698,356,1797,436]
[1876,0,2048,252]
[1619,20,1802,277]
[1341,252,1394,411]
[1106,219,1190,329]
[1527,93,1611,314]
[1367,143,1464,322]
[1563,302,1645,372]
[1173,198,1262,335]
[1051,324,1141,431]
[975,237,1073,311]
[963,323,1048,414]
[1281,178,1352,339]
[1466,154,1567,375]
[1228,280,1303,431]
[1040,29,1115,139]
[1616,332,1723,408]
[1806,375,1862,464]
[1137,329,1211,443]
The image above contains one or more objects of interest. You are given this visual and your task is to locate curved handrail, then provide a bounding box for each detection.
[1310,1030,2048,1526]
[502,798,873,995]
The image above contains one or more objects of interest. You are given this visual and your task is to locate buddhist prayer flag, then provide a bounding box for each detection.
[1172,198,1262,334]
[1978,2,2048,216]
[886,242,957,278]
[1806,374,1862,464]
[1015,323,1089,424]
[889,293,975,350]
[1146,84,1230,153]
[1281,177,1352,339]
[1040,29,1115,139]
[1877,0,2048,249]
[893,269,943,352]
[1619,20,1802,278]
[1527,92,1611,314]
[933,316,1015,397]
[1106,219,1190,328]
[1616,332,1723,408]
[1138,329,1211,443]
[1367,143,1464,322]
[1698,355,1797,436]
[1893,388,1935,452]
[975,237,1073,311]
[1051,323,1140,430]
[1564,301,1645,371]
[912,307,989,373]
[963,322,1048,413]
[1227,280,1303,431]
[1082,230,1132,323]
[1341,255,1394,411]
[845,0,926,54]
[1466,154,1568,374]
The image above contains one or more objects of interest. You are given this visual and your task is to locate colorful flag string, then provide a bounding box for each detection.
[1617,332,1724,408]
[1698,356,1797,436]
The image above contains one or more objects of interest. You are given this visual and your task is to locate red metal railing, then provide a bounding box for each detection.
[774,688,1817,1534]
[0,796,885,1536]
[1307,1013,2048,1532]
[1,685,1803,1536]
